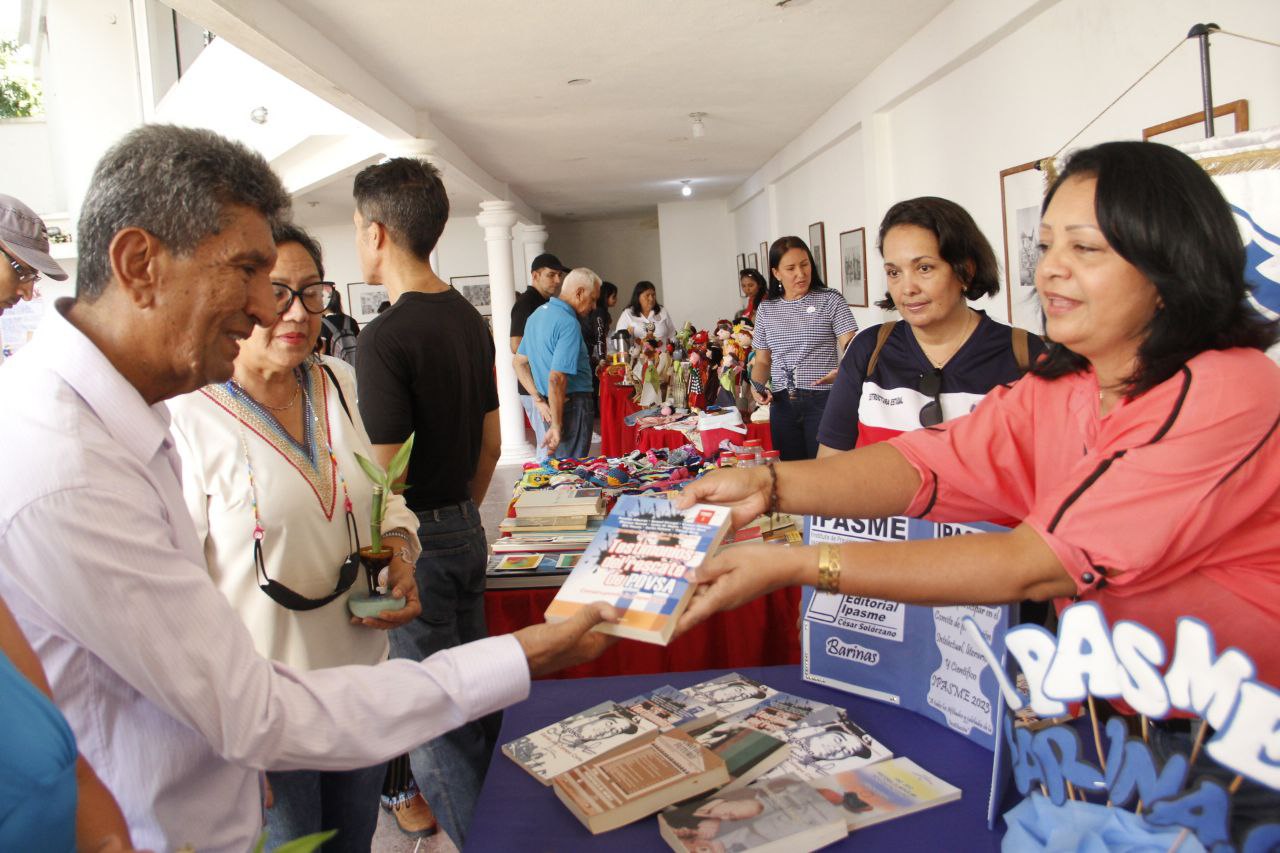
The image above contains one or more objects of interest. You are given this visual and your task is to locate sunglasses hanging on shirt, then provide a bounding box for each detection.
[918,369,944,428]
[228,370,363,611]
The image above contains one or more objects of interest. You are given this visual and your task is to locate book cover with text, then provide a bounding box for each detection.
[545,495,732,645]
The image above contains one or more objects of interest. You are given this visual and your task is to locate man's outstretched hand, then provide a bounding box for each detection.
[514,602,620,677]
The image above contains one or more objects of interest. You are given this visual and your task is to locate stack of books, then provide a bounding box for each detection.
[500,672,959,845]
[487,488,607,588]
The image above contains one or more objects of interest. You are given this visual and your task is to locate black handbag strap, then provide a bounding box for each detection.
[318,360,354,424]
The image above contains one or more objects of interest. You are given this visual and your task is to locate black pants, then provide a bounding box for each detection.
[769,390,829,460]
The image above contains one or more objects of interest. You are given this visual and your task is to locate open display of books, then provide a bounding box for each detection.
[501,673,959,847]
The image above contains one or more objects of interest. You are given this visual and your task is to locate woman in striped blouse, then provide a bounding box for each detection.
[749,236,858,460]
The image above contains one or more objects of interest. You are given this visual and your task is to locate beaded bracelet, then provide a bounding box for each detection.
[767,463,780,519]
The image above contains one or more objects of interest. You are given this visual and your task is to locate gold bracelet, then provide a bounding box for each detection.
[816,543,842,594]
[767,464,780,519]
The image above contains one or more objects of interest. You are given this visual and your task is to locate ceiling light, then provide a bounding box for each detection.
[689,112,706,139]
[249,106,268,125]
[567,78,591,86]
[680,181,693,197]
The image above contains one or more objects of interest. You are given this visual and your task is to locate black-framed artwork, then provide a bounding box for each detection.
[838,227,868,307]
[808,221,827,283]
[347,282,390,325]
[451,274,492,316]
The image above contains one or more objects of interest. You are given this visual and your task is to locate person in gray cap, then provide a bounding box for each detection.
[0,193,69,314]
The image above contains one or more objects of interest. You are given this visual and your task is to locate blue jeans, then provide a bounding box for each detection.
[388,500,496,848]
[264,762,385,853]
[553,393,594,459]
[520,395,550,462]
[769,389,829,460]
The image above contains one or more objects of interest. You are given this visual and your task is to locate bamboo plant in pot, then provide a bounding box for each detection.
[348,434,414,618]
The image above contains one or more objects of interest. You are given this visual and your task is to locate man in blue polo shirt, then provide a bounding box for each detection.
[514,267,601,459]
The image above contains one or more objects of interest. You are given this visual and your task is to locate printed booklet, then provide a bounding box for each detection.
[620,685,719,732]
[810,757,961,831]
[761,706,892,781]
[658,775,848,853]
[553,729,729,834]
[501,701,658,785]
[544,495,732,645]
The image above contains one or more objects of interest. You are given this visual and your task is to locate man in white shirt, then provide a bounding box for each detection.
[0,124,616,853]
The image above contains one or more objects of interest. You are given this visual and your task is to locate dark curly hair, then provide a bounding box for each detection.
[1030,141,1278,396]
[874,196,1000,311]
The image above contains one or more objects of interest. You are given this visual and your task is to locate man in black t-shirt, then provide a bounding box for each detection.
[510,252,568,457]
[351,157,505,846]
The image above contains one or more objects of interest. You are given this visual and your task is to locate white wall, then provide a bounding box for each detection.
[545,214,664,309]
[656,198,737,331]
[0,120,61,214]
[724,0,1280,328]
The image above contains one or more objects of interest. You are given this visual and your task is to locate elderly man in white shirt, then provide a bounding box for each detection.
[0,124,616,853]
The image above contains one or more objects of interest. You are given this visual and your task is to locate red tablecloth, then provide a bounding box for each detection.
[637,422,773,456]
[484,586,802,679]
[598,365,640,457]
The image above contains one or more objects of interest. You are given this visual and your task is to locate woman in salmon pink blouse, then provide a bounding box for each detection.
[677,142,1280,836]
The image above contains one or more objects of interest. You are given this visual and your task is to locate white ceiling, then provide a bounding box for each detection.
[271,0,951,219]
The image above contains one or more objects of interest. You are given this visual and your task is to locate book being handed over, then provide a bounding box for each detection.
[544,495,732,645]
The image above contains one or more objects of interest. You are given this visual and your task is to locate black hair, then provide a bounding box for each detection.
[739,269,766,311]
[353,157,449,262]
[874,196,1000,311]
[597,281,618,311]
[271,221,326,282]
[627,280,661,315]
[766,236,827,299]
[1031,140,1278,396]
[77,125,291,301]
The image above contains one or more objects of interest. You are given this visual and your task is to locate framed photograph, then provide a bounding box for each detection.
[1142,99,1248,145]
[838,228,868,307]
[759,241,769,272]
[450,274,492,316]
[736,253,747,272]
[808,221,827,283]
[347,282,390,325]
[747,252,758,271]
[999,159,1049,331]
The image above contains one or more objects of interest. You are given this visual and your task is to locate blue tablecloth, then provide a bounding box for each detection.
[466,664,1012,851]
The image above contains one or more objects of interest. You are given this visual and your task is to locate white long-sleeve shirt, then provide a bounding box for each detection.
[0,301,530,853]
[167,357,418,671]
[615,306,676,343]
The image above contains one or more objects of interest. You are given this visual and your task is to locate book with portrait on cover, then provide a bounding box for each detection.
[544,495,732,645]
[552,728,729,834]
[658,775,848,853]
[761,706,892,781]
[501,701,658,785]
[619,685,719,733]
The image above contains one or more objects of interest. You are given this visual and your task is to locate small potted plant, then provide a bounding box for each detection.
[348,434,414,618]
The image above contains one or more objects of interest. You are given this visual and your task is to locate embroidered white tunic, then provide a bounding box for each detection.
[167,356,420,671]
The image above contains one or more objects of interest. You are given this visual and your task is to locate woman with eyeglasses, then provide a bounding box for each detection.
[750,237,858,460]
[816,197,1045,455]
[677,143,1280,840]
[167,222,423,851]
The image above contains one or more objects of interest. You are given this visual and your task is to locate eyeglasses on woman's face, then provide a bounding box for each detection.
[272,281,334,315]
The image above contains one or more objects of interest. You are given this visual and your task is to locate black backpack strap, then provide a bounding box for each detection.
[317,360,354,424]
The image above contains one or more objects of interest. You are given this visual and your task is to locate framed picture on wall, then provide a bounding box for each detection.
[747,252,758,271]
[759,241,769,272]
[450,274,492,316]
[999,159,1049,331]
[808,222,827,283]
[347,282,390,325]
[1142,99,1248,145]
[838,228,868,307]
[737,253,747,272]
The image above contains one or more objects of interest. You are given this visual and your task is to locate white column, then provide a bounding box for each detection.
[516,223,549,288]
[478,201,535,463]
